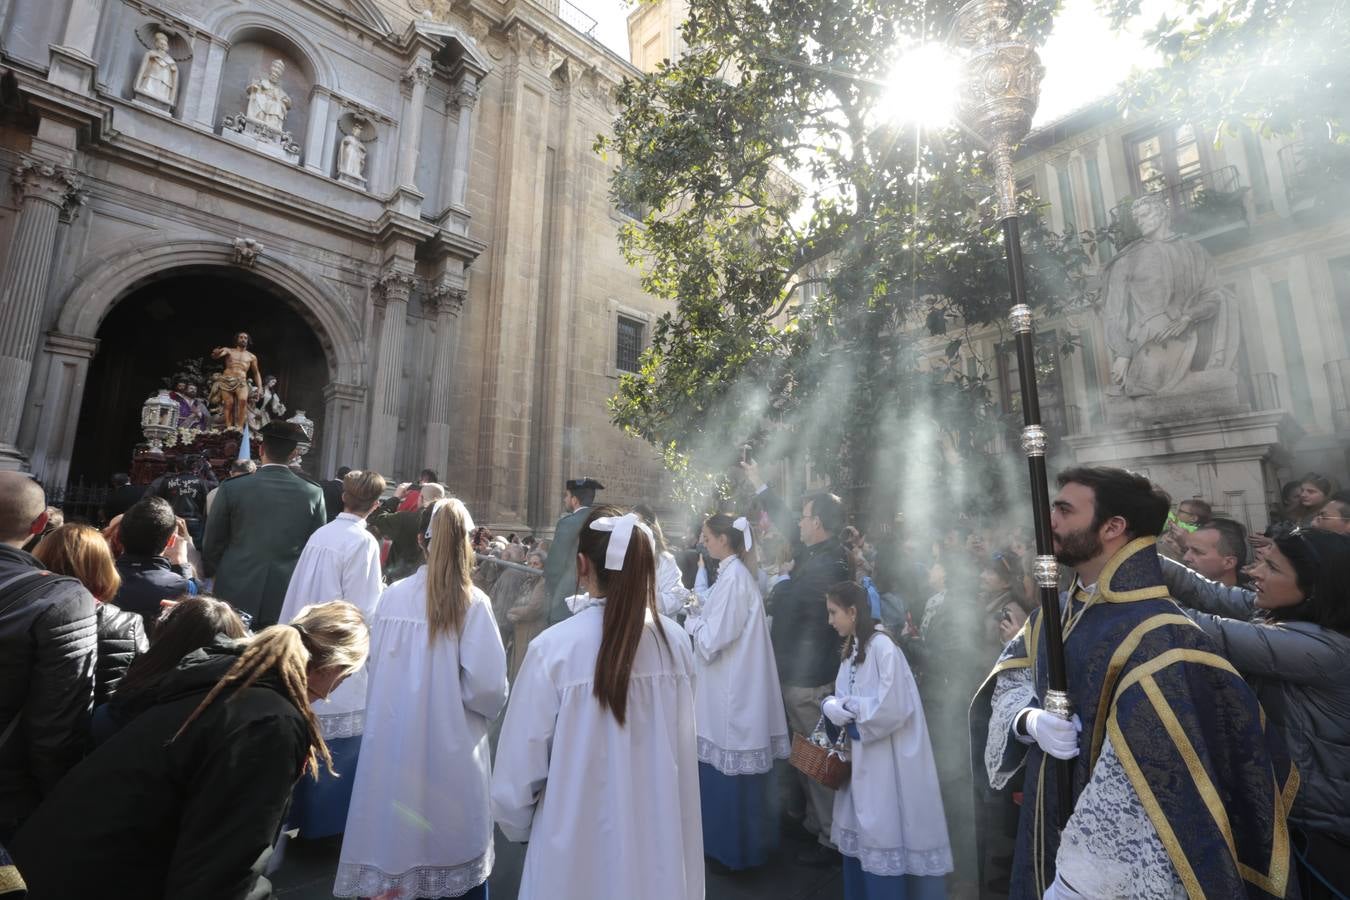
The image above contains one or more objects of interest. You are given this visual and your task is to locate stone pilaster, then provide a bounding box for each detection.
[423,284,467,473]
[365,270,415,474]
[397,60,434,191]
[25,332,99,485]
[0,158,84,470]
[447,79,479,209]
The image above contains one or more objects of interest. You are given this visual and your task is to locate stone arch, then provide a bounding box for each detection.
[208,13,338,90]
[57,238,363,386]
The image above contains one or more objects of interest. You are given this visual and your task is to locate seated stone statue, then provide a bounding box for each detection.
[245,59,291,132]
[1102,193,1239,397]
[134,31,179,106]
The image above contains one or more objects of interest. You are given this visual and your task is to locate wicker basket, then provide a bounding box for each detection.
[788,716,851,789]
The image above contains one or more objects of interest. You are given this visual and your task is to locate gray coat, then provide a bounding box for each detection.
[1161,556,1350,840]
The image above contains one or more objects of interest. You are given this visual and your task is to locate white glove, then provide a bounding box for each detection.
[1043,874,1087,899]
[1020,708,1081,760]
[821,696,855,727]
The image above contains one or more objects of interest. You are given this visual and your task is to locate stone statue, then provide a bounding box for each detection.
[210,331,263,430]
[245,59,291,132]
[338,122,368,184]
[255,374,287,428]
[134,31,179,106]
[1102,194,1239,397]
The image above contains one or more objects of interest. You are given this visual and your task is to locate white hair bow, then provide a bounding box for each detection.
[590,512,655,570]
[732,516,754,551]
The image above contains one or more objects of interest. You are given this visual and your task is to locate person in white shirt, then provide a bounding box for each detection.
[634,503,691,617]
[821,581,953,900]
[335,498,508,900]
[491,507,703,900]
[685,513,790,870]
[277,469,385,839]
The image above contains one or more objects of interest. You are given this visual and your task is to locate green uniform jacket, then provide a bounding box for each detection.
[544,505,589,625]
[202,465,326,629]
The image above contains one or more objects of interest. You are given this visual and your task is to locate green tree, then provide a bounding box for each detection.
[600,0,1094,520]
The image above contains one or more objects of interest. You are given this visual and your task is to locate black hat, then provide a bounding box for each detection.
[258,421,307,443]
[565,477,605,492]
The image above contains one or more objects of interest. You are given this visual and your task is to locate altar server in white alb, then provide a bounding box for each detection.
[822,581,953,900]
[686,513,790,870]
[491,507,703,900]
[277,469,386,839]
[634,503,691,617]
[335,498,508,900]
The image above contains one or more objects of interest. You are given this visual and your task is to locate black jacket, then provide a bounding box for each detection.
[94,602,148,706]
[113,555,191,628]
[0,544,96,839]
[11,640,310,900]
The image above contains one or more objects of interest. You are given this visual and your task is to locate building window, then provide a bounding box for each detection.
[1055,162,1077,233]
[1129,124,1204,199]
[1272,280,1314,421]
[997,332,1068,441]
[616,315,645,373]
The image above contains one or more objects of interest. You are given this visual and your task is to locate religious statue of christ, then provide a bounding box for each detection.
[210,331,263,430]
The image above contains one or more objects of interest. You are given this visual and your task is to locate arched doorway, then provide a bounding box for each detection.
[69,268,330,484]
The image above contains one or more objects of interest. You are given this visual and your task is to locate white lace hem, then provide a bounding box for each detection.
[334,846,492,898]
[985,665,1034,790]
[317,709,364,741]
[836,828,953,877]
[696,734,791,775]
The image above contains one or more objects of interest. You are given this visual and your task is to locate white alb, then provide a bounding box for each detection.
[831,630,954,877]
[491,603,704,900]
[683,555,790,774]
[334,569,508,898]
[279,512,383,740]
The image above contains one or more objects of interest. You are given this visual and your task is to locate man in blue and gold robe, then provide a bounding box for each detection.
[976,466,1298,898]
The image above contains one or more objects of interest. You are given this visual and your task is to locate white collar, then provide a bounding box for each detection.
[336,512,367,527]
[565,592,605,614]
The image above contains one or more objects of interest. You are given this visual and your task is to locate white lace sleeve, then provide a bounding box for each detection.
[1055,737,1187,899]
[985,665,1034,790]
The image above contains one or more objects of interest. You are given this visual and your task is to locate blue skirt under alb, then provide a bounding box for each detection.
[287,734,361,839]
[697,762,778,869]
[842,854,947,900]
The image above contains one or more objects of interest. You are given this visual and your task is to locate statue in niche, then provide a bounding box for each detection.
[245,59,292,132]
[134,31,179,106]
[338,121,369,184]
[1102,193,1239,397]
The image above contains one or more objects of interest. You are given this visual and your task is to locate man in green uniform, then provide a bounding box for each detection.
[544,477,603,625]
[202,420,326,628]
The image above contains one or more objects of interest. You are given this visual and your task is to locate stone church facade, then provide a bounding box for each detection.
[0,0,670,531]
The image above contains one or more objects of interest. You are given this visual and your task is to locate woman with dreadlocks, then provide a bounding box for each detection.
[10,601,369,899]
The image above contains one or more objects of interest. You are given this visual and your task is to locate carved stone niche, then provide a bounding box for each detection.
[335,113,377,189]
[129,23,193,114]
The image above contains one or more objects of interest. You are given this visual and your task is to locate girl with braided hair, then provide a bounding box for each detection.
[10,601,369,899]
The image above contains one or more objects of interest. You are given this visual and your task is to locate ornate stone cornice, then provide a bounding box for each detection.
[13,157,83,210]
[402,60,434,89]
[376,270,417,304]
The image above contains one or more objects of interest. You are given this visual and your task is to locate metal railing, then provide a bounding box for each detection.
[1109,166,1248,240]
[560,0,598,37]
[44,480,113,525]
[1278,140,1350,209]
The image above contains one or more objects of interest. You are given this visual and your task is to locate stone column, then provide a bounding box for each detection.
[303,89,333,176]
[397,60,434,191]
[188,39,228,130]
[448,79,480,209]
[366,271,415,474]
[26,332,99,485]
[49,0,104,93]
[0,159,84,470]
[423,285,466,473]
[320,381,366,478]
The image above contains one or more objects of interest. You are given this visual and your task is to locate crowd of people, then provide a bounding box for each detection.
[0,423,1348,899]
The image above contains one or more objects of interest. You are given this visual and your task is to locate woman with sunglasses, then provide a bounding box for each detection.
[1161,528,1350,898]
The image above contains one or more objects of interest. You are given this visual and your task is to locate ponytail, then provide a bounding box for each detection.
[577,505,669,725]
[827,581,885,666]
[171,600,369,779]
[420,498,475,641]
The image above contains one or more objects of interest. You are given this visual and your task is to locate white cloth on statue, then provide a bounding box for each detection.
[682,555,789,774]
[491,603,704,900]
[831,631,953,877]
[279,512,382,740]
[986,654,1185,898]
[335,570,508,898]
[656,551,689,618]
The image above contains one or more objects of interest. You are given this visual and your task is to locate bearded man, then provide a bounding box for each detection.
[210,332,262,430]
[974,466,1298,898]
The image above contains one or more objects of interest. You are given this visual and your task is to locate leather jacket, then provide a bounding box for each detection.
[0,544,97,836]
[1161,557,1350,839]
[94,602,148,706]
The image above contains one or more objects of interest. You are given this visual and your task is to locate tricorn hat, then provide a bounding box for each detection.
[258,420,308,443]
[565,476,605,492]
